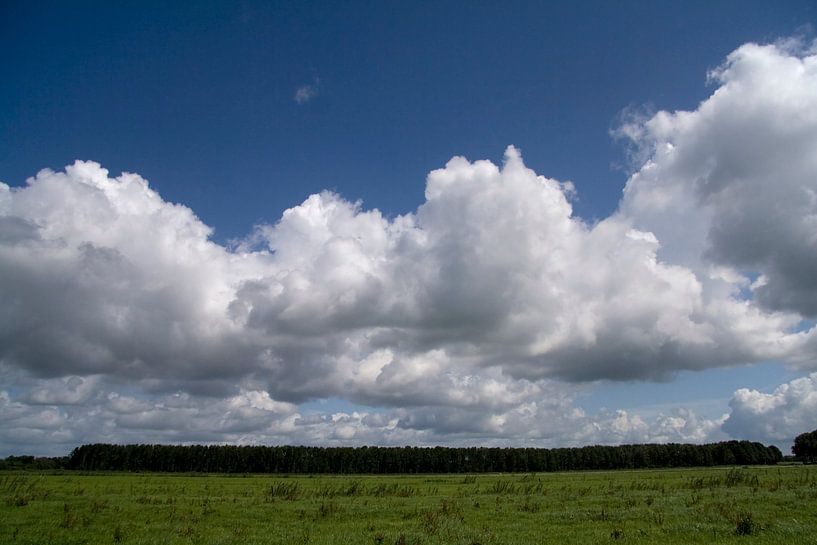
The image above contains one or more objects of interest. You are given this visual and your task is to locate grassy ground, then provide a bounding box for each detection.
[1,466,816,544]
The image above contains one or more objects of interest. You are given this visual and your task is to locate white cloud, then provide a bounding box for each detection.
[294,79,319,104]
[0,375,729,456]
[722,372,817,447]
[619,38,817,318]
[2,38,817,452]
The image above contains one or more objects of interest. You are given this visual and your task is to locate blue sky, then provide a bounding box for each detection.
[2,1,817,455]
[4,1,813,238]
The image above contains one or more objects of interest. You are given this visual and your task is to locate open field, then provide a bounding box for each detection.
[2,466,816,545]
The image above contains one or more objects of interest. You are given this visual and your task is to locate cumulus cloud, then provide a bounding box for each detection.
[619,38,817,318]
[234,146,812,389]
[2,38,817,452]
[722,372,817,447]
[0,162,265,392]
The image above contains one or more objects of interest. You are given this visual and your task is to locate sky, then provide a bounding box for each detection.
[1,1,817,457]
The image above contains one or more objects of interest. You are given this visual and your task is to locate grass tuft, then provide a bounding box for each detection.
[734,512,759,536]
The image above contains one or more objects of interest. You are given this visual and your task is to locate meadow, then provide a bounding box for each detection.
[2,466,816,545]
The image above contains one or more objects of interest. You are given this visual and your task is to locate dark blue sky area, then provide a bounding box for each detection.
[2,1,815,241]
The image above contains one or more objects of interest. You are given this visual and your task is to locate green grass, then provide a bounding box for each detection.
[2,466,816,544]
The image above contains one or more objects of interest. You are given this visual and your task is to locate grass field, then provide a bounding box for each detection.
[2,466,816,544]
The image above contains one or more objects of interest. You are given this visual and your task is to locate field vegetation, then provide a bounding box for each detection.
[2,465,816,544]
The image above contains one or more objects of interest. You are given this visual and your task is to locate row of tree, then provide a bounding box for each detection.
[0,455,69,471]
[66,440,781,473]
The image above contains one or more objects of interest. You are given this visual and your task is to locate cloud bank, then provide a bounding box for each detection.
[2,39,817,454]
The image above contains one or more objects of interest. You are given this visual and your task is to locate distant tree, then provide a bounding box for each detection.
[765,445,783,464]
[792,429,817,463]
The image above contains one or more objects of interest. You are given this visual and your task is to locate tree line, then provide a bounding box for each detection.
[64,440,781,473]
[0,455,69,471]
